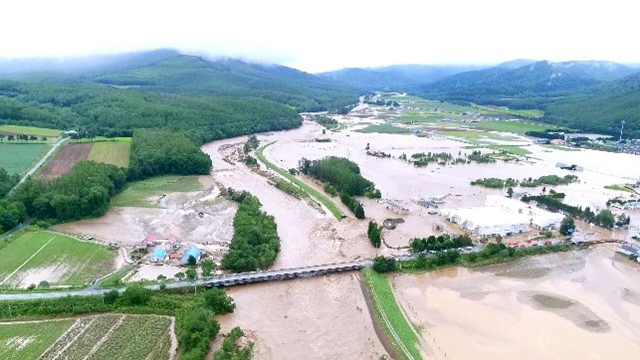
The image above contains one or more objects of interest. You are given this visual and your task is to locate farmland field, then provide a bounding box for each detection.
[0,125,62,137]
[1,315,172,360]
[87,141,131,168]
[39,143,92,179]
[111,175,203,207]
[0,319,75,360]
[0,143,49,175]
[0,229,117,288]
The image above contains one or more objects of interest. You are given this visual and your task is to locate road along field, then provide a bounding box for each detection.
[0,143,49,175]
[39,143,92,179]
[0,229,118,288]
[0,314,174,360]
[87,140,131,168]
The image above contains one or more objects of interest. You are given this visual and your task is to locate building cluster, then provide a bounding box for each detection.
[444,195,564,237]
[139,235,204,266]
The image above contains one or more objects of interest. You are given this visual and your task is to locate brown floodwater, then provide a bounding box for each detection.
[391,245,640,359]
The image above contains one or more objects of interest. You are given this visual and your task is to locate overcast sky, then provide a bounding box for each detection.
[2,0,638,73]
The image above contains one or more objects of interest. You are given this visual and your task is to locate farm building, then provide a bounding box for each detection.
[150,248,167,263]
[618,243,640,257]
[181,246,202,265]
[486,195,564,230]
[445,207,530,237]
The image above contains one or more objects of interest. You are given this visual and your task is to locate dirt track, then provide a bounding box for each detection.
[39,143,92,179]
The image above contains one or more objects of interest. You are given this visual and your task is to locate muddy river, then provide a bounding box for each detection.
[392,245,640,359]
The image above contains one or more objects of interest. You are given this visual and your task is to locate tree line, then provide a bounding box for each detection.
[222,190,281,272]
[409,234,473,253]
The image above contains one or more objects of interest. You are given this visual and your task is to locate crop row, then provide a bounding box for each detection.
[40,317,95,360]
[147,327,173,360]
[51,315,122,360]
[88,315,171,360]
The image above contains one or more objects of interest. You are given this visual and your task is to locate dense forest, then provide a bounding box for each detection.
[128,130,212,180]
[0,168,19,198]
[298,157,380,198]
[93,55,359,112]
[0,80,303,142]
[222,190,281,272]
[10,161,126,224]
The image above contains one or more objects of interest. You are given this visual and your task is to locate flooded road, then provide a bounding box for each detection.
[392,246,640,359]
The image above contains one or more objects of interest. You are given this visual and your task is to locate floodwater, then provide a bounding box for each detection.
[392,246,640,360]
[214,273,388,359]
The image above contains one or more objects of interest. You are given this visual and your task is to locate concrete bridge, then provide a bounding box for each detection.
[0,260,374,301]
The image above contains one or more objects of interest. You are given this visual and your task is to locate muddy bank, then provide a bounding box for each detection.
[391,246,640,359]
[215,274,388,359]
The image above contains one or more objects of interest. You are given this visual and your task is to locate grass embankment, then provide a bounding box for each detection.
[111,175,202,208]
[0,143,49,175]
[256,142,344,219]
[362,268,422,360]
[0,229,117,287]
[605,185,635,193]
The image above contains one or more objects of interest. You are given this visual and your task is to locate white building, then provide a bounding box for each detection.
[486,195,564,230]
[445,207,530,237]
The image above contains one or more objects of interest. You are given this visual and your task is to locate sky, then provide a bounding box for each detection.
[1,0,638,73]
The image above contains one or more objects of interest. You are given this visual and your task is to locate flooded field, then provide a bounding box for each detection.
[215,273,387,359]
[392,246,640,359]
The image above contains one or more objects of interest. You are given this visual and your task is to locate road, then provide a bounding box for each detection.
[17,136,68,186]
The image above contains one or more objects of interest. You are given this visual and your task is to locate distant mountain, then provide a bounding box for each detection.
[0,49,180,77]
[317,64,486,92]
[496,59,537,69]
[419,60,638,103]
[93,54,358,111]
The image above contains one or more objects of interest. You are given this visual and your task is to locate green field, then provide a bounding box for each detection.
[0,143,49,175]
[470,120,550,134]
[604,185,635,193]
[256,142,344,219]
[0,230,117,287]
[111,175,203,207]
[72,137,132,143]
[0,319,75,360]
[0,125,62,137]
[356,124,412,134]
[87,141,131,167]
[489,144,531,156]
[362,268,422,360]
[0,315,171,360]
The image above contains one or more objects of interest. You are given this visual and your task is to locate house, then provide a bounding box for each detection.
[181,246,202,265]
[618,243,640,257]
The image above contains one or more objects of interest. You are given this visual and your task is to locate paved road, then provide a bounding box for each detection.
[17,136,68,186]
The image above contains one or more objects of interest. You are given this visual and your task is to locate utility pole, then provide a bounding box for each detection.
[620,120,625,142]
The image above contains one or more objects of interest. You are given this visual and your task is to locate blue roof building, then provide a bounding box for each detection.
[150,248,167,262]
[181,246,202,265]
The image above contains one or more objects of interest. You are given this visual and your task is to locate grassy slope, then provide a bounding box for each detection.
[362,268,422,360]
[87,141,131,168]
[0,143,49,175]
[356,124,411,134]
[0,230,116,287]
[256,142,344,219]
[0,320,75,360]
[111,175,202,207]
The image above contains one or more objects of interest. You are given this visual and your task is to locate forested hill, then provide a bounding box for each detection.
[418,60,637,104]
[0,80,302,142]
[94,55,358,112]
[541,73,640,138]
[318,64,485,92]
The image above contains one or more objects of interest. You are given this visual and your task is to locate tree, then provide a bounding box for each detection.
[38,281,50,289]
[367,221,381,248]
[594,209,615,229]
[559,216,575,235]
[204,288,236,314]
[187,255,197,267]
[175,272,186,280]
[372,256,397,273]
[122,285,152,305]
[103,290,120,304]
[201,259,215,277]
[507,187,514,198]
[185,268,198,281]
